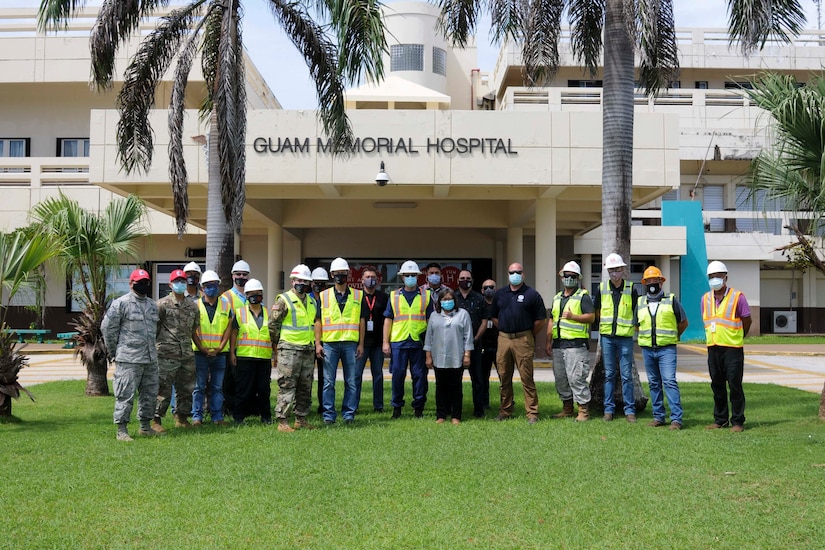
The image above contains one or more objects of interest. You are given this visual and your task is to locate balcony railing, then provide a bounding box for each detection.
[0,157,90,186]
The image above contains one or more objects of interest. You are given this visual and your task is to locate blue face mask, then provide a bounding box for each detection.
[427,274,441,286]
[171,281,187,295]
[404,275,418,287]
[509,273,523,286]
[202,284,219,298]
[440,300,455,312]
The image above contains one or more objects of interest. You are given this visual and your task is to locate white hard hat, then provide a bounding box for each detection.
[244,278,263,293]
[330,257,349,272]
[604,253,626,269]
[399,260,420,275]
[311,267,329,281]
[183,261,202,274]
[289,264,312,281]
[707,260,728,275]
[232,260,250,273]
[559,261,582,276]
[200,270,220,284]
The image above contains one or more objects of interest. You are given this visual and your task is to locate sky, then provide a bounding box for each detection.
[15,0,823,108]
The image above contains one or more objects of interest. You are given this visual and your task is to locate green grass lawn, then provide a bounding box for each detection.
[2,380,824,548]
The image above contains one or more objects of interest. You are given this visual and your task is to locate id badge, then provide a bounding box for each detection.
[367,320,374,331]
[487,320,493,329]
[710,321,716,333]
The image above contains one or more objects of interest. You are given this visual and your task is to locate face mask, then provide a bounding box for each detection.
[647,283,661,295]
[440,300,455,311]
[311,283,324,294]
[562,276,578,289]
[234,277,248,288]
[404,275,418,288]
[458,280,472,290]
[294,283,308,295]
[202,285,219,298]
[133,281,150,296]
[171,282,187,295]
[363,277,377,289]
[509,273,523,286]
[333,274,348,285]
[609,271,623,283]
[427,274,441,286]
[709,277,724,291]
[186,275,199,286]
[483,288,495,298]
[247,294,263,305]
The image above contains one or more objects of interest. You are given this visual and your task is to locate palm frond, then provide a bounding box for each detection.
[37,0,87,31]
[635,0,679,95]
[488,0,524,44]
[521,0,564,86]
[569,0,605,76]
[727,0,805,54]
[326,0,386,83]
[435,0,482,48]
[200,3,225,118]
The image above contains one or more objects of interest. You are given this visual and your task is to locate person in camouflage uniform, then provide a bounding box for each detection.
[102,269,161,441]
[269,264,319,432]
[152,269,201,432]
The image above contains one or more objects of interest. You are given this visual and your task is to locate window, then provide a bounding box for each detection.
[668,81,681,89]
[68,264,138,312]
[702,185,725,232]
[432,47,446,76]
[724,81,753,90]
[568,80,603,87]
[735,185,783,234]
[390,44,423,72]
[0,138,28,157]
[695,81,708,89]
[57,138,90,157]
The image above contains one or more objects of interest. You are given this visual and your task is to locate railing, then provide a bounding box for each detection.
[0,157,90,186]
[633,208,823,237]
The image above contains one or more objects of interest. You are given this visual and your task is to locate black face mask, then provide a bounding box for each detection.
[333,274,348,285]
[311,283,324,294]
[133,281,151,296]
[186,275,199,286]
[483,288,495,298]
[247,294,263,305]
[234,277,248,288]
[647,283,661,295]
[295,283,309,295]
[459,280,472,290]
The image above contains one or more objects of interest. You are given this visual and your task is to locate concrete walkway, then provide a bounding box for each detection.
[15,343,825,394]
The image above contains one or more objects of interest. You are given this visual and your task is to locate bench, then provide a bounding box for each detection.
[57,331,80,349]
[4,328,51,343]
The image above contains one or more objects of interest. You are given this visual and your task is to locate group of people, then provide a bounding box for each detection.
[101,254,751,440]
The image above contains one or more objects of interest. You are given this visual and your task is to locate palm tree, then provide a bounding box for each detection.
[743,71,825,420]
[0,231,56,417]
[30,193,148,397]
[38,0,387,284]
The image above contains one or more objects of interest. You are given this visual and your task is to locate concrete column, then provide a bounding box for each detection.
[534,198,557,302]
[581,254,592,295]
[495,238,505,286]
[802,269,817,308]
[659,255,671,288]
[507,227,523,267]
[267,224,283,304]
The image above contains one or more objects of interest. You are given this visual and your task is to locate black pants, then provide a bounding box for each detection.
[434,367,463,420]
[708,345,745,426]
[467,348,487,416]
[234,357,272,423]
[223,361,236,415]
[480,346,497,411]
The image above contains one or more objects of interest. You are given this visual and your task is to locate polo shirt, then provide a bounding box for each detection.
[490,284,547,334]
[454,289,485,335]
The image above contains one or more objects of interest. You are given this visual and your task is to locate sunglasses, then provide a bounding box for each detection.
[482,285,495,290]
[607,267,623,273]
[508,270,523,275]
[458,277,472,281]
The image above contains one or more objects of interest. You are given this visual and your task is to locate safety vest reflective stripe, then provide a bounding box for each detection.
[319,288,362,342]
[599,280,635,337]
[551,289,590,340]
[637,295,678,347]
[192,296,231,352]
[235,306,272,359]
[702,289,744,347]
[390,289,429,342]
[278,291,316,346]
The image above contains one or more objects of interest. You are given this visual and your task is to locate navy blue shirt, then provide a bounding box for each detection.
[454,289,485,336]
[490,284,547,333]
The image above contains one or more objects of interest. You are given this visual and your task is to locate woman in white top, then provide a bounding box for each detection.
[424,288,474,424]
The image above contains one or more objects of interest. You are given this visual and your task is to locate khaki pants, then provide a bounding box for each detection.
[496,333,538,419]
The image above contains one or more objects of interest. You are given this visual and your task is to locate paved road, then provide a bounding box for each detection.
[17,345,825,394]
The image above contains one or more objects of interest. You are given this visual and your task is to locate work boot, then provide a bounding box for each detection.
[192,419,203,427]
[575,402,590,422]
[116,423,133,441]
[175,414,192,428]
[414,408,423,418]
[392,407,402,419]
[553,399,575,419]
[294,417,315,430]
[602,413,614,422]
[277,420,295,433]
[150,417,166,434]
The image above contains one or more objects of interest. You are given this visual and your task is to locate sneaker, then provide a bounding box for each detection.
[192,419,203,427]
[730,424,744,433]
[602,413,614,422]
[493,414,511,421]
[669,421,682,430]
[277,421,295,433]
[116,431,133,442]
[648,420,667,427]
[391,407,402,419]
[626,414,637,424]
[414,408,423,418]
[705,423,726,430]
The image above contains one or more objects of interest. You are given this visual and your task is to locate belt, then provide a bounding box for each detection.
[500,330,532,339]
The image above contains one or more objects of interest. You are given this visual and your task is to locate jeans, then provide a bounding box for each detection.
[642,346,682,424]
[322,341,359,422]
[192,352,226,422]
[356,345,385,411]
[602,335,635,415]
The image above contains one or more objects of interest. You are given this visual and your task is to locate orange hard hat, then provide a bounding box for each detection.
[642,266,665,283]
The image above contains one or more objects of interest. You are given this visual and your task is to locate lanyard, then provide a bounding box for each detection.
[365,294,376,320]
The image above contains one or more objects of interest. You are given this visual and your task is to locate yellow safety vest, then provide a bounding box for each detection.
[192,295,231,352]
[319,287,362,343]
[551,289,590,340]
[277,290,317,346]
[703,288,745,348]
[389,289,429,343]
[637,294,678,347]
[235,306,272,360]
[599,280,635,337]
[222,288,246,313]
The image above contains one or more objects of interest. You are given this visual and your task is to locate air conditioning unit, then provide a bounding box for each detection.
[773,311,797,333]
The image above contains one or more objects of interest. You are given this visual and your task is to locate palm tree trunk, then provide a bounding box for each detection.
[0,398,11,417]
[205,112,235,288]
[81,339,110,396]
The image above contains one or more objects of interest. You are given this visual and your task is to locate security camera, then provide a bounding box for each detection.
[375,160,389,186]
